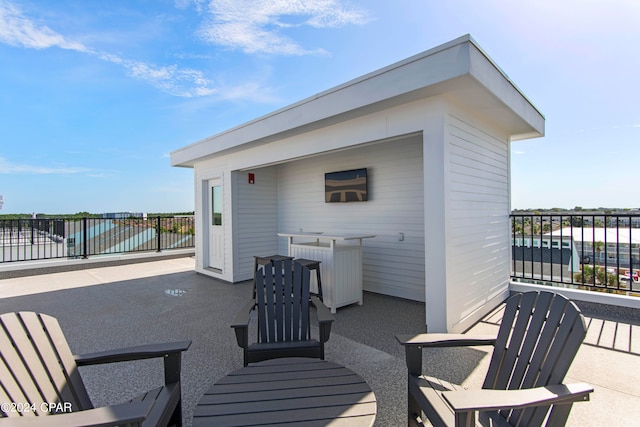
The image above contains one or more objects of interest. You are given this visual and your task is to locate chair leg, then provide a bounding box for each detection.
[315,268,323,301]
[546,403,574,427]
[252,257,259,299]
[168,400,183,427]
[408,389,423,427]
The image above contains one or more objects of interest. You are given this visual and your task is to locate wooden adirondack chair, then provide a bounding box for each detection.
[396,291,593,427]
[0,311,191,426]
[232,259,335,366]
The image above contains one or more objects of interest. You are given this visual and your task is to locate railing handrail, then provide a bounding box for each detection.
[510,212,640,296]
[0,216,195,264]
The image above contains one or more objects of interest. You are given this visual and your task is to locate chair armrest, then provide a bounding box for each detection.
[311,295,335,343]
[75,340,191,366]
[76,340,190,386]
[231,300,255,328]
[311,296,335,324]
[396,333,496,348]
[396,333,496,375]
[231,300,255,348]
[0,400,154,427]
[443,383,593,414]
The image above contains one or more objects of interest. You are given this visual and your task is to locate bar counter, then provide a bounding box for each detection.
[277,232,375,313]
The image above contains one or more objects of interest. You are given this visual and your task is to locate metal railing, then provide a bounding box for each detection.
[510,213,640,295]
[0,216,195,263]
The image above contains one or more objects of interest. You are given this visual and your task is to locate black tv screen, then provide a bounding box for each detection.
[325,168,368,203]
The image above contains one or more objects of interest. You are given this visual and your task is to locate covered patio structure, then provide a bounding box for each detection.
[171,34,545,333]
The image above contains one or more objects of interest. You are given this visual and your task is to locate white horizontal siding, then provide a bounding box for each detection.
[234,167,279,280]
[276,134,425,301]
[446,114,511,331]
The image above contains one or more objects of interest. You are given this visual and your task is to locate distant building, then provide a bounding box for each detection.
[100,212,147,219]
[512,235,581,279]
[0,194,3,210]
[513,227,640,269]
[549,227,640,268]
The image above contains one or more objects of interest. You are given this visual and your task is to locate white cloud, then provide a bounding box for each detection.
[0,0,89,51]
[118,59,218,97]
[0,157,91,175]
[174,0,193,10]
[194,0,371,55]
[0,0,371,99]
[0,1,218,98]
[216,81,280,102]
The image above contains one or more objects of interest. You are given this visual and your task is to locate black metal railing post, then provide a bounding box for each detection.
[82,217,88,259]
[157,216,162,252]
[1,214,193,264]
[511,212,640,295]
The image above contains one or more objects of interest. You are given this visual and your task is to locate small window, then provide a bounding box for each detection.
[212,186,222,226]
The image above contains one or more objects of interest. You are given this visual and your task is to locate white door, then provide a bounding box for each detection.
[208,179,224,270]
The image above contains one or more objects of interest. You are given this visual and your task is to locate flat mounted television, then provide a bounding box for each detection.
[325,168,368,203]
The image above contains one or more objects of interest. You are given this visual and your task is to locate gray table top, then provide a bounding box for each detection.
[193,357,376,426]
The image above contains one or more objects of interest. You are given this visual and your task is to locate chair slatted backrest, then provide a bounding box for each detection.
[252,256,273,300]
[482,291,587,426]
[255,260,311,343]
[0,312,92,418]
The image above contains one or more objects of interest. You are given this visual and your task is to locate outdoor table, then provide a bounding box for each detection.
[277,232,376,313]
[192,357,377,426]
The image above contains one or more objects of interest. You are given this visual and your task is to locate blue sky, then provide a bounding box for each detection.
[1,0,638,214]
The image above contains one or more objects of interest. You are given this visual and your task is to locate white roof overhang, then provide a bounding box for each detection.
[171,34,544,168]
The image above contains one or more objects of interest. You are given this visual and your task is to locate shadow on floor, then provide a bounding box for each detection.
[1,269,463,426]
[3,269,624,426]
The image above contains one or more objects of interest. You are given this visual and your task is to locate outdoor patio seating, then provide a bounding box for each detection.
[253,255,324,301]
[232,259,335,366]
[192,357,377,426]
[294,258,323,300]
[251,255,294,299]
[0,311,191,426]
[397,291,593,426]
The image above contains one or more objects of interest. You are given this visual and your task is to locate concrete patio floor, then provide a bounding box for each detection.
[1,256,639,426]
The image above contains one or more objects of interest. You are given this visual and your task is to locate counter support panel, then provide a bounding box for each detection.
[278,233,375,313]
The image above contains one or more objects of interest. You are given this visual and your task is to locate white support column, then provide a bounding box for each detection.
[423,109,449,332]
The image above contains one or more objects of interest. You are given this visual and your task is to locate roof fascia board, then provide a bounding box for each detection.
[171,35,474,167]
[466,38,545,140]
[171,34,543,167]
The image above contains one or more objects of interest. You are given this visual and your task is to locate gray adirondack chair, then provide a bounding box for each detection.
[0,311,190,426]
[396,291,593,426]
[232,259,335,366]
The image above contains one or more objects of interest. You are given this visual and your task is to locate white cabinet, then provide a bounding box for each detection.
[278,233,375,313]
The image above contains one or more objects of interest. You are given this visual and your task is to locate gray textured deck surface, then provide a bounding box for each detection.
[1,256,639,426]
